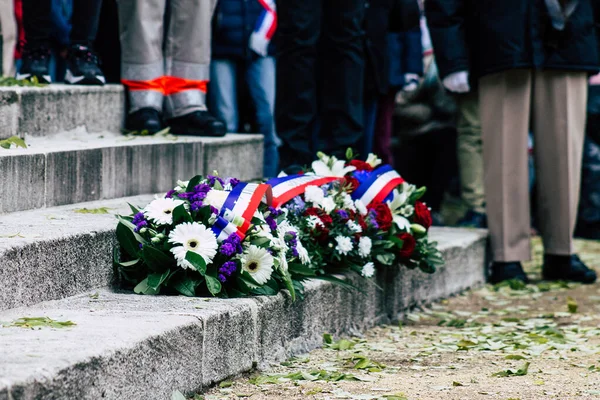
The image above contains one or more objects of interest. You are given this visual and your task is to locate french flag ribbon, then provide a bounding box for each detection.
[266,174,341,208]
[212,216,245,242]
[351,165,405,207]
[249,0,277,57]
[211,182,273,241]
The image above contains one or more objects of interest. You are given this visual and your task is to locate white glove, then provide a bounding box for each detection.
[442,71,470,93]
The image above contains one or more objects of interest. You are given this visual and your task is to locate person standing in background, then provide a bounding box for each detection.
[426,0,599,284]
[209,0,281,177]
[17,0,105,85]
[0,0,17,77]
[118,0,226,136]
[276,0,365,170]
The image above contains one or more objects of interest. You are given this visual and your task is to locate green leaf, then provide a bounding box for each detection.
[567,296,578,313]
[171,274,200,297]
[281,270,296,302]
[186,175,203,192]
[116,222,141,258]
[493,362,530,378]
[345,147,354,160]
[171,390,187,400]
[116,258,141,270]
[505,355,527,360]
[219,381,234,388]
[323,333,333,344]
[185,252,207,275]
[0,135,27,149]
[5,316,76,329]
[205,275,222,296]
[128,203,142,215]
[147,270,170,290]
[142,245,174,272]
[73,207,111,214]
[173,204,193,224]
[133,278,160,295]
[288,263,317,277]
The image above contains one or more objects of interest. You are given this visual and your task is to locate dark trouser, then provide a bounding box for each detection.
[276,0,365,167]
[23,0,103,48]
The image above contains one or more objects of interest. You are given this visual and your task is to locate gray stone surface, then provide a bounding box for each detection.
[0,132,263,212]
[0,227,487,399]
[0,85,124,139]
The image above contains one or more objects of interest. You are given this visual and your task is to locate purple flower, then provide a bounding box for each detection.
[191,201,204,211]
[190,192,208,202]
[268,206,283,217]
[138,243,143,249]
[266,215,278,231]
[177,192,191,199]
[225,177,240,188]
[223,233,243,254]
[210,206,219,215]
[218,274,227,283]
[337,210,349,220]
[208,175,225,187]
[291,247,299,257]
[220,242,236,257]
[218,261,237,282]
[194,183,211,194]
[132,212,148,232]
[165,189,176,199]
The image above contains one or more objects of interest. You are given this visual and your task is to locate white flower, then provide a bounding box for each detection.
[297,242,311,265]
[393,215,412,231]
[361,262,375,278]
[321,196,336,213]
[168,222,218,270]
[387,188,409,211]
[241,245,274,284]
[306,215,324,229]
[346,220,363,234]
[358,236,372,258]
[341,192,357,211]
[277,251,289,272]
[174,180,189,191]
[366,154,383,168]
[204,189,230,210]
[311,155,356,177]
[144,198,185,225]
[335,235,353,255]
[355,200,368,216]
[304,185,325,205]
[400,205,415,217]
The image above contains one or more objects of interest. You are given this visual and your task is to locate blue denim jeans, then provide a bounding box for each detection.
[209,57,281,177]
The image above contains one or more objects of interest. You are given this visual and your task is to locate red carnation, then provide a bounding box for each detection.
[348,160,374,172]
[304,207,332,226]
[313,224,330,244]
[396,233,416,259]
[319,214,333,226]
[304,207,321,217]
[413,201,432,229]
[368,201,393,231]
[344,176,360,191]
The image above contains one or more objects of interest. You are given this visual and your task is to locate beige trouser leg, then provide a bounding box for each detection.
[532,70,587,255]
[0,0,17,77]
[455,91,485,214]
[479,69,587,262]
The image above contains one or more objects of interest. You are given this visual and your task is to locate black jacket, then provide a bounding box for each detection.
[425,0,600,80]
[364,0,421,97]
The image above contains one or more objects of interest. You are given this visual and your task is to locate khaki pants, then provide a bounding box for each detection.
[479,69,587,262]
[0,0,17,77]
[117,0,217,118]
[455,91,485,214]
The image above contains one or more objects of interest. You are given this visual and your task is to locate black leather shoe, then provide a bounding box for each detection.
[168,111,227,137]
[125,108,162,134]
[489,262,529,284]
[542,254,597,284]
[457,209,487,229]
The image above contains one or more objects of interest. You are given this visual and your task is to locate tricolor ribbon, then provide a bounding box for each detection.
[266,174,341,208]
[351,165,405,207]
[249,0,277,57]
[211,182,273,241]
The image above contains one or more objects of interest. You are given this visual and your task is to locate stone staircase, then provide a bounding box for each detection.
[0,85,488,400]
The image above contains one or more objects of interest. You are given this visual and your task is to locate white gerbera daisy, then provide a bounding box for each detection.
[144,198,185,225]
[168,222,218,270]
[335,235,353,255]
[346,220,363,234]
[361,262,375,278]
[204,189,230,210]
[242,245,274,284]
[304,185,325,205]
[321,196,336,213]
[358,236,372,258]
[355,200,368,216]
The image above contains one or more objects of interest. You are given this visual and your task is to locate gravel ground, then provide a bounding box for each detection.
[193,238,600,400]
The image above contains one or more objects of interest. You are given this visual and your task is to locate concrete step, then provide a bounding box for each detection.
[0,228,487,400]
[0,85,124,139]
[0,132,263,214]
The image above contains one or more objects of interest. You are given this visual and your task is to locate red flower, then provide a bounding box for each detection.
[313,224,330,244]
[413,201,432,229]
[348,160,374,172]
[357,214,368,231]
[344,176,360,191]
[396,233,416,259]
[368,201,393,231]
[304,207,332,226]
[304,207,320,217]
[320,214,333,226]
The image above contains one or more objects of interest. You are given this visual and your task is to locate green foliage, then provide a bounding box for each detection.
[0,136,27,149]
[493,362,530,377]
[0,76,46,87]
[73,207,111,214]
[4,316,76,329]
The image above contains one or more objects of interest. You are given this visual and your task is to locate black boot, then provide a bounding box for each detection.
[168,111,226,137]
[542,254,597,284]
[489,261,529,284]
[125,108,162,134]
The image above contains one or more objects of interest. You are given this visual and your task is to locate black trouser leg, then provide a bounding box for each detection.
[275,0,322,168]
[22,0,52,48]
[71,0,103,46]
[321,0,365,158]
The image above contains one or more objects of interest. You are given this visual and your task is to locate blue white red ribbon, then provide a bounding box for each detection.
[351,165,405,207]
[249,0,277,57]
[267,174,341,207]
[211,182,273,241]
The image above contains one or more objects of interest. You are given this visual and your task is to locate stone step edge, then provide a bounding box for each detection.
[0,229,487,399]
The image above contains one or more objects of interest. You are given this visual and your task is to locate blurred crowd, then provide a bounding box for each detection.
[1,0,599,282]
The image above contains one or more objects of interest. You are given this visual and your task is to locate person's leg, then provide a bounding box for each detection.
[479,69,532,263]
[455,91,486,222]
[0,0,17,76]
[321,0,365,158]
[246,56,281,178]
[373,92,396,166]
[275,0,321,168]
[358,95,379,159]
[71,0,103,46]
[21,0,51,48]
[208,59,239,132]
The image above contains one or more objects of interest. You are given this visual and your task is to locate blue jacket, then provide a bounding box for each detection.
[211,0,275,61]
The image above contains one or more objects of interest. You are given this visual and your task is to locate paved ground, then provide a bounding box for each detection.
[194,238,600,400]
